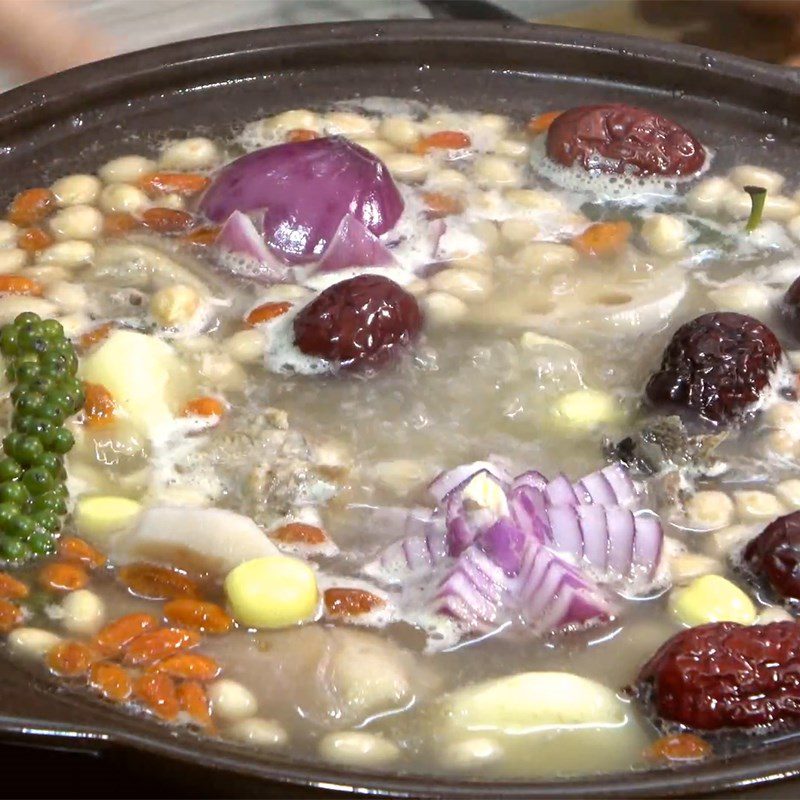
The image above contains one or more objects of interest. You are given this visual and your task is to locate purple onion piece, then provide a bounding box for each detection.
[200,137,404,265]
[476,519,527,576]
[428,461,512,505]
[316,213,397,273]
[545,474,581,505]
[214,211,294,284]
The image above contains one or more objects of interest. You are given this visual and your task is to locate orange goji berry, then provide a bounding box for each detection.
[118,563,199,601]
[180,226,220,246]
[78,322,115,351]
[46,641,96,677]
[94,613,159,657]
[245,301,292,327]
[137,172,210,198]
[123,627,201,666]
[38,562,89,593]
[140,207,195,233]
[0,598,23,633]
[163,599,232,634]
[177,680,214,729]
[0,275,44,296]
[82,382,116,428]
[181,396,224,418]
[17,227,54,254]
[572,220,632,258]
[103,212,139,237]
[324,587,385,618]
[271,522,327,545]
[8,188,55,226]
[58,537,107,569]
[287,128,318,143]
[414,130,471,154]
[422,191,463,219]
[0,572,29,600]
[527,110,563,135]
[134,672,180,720]
[88,661,133,702]
[645,733,712,762]
[154,653,220,681]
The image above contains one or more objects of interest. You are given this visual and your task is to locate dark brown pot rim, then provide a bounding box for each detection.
[1,18,800,798]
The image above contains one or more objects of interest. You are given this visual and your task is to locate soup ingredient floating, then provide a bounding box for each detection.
[293,274,423,370]
[365,460,664,648]
[637,621,800,730]
[743,510,800,604]
[201,137,403,276]
[546,104,706,177]
[0,313,83,563]
[645,312,783,425]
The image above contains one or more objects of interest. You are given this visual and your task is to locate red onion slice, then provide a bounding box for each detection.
[545,474,581,505]
[428,461,511,504]
[214,211,293,284]
[200,137,404,265]
[476,519,527,576]
[316,213,398,273]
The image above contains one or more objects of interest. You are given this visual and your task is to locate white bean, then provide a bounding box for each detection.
[374,459,428,495]
[351,138,396,159]
[478,113,510,136]
[45,281,89,312]
[724,191,799,221]
[378,116,419,149]
[505,188,564,213]
[49,205,103,241]
[0,296,57,324]
[788,215,800,243]
[512,242,578,273]
[21,266,69,285]
[473,155,519,187]
[757,606,794,624]
[429,268,491,301]
[728,164,785,194]
[0,220,19,247]
[254,284,312,303]
[318,731,399,768]
[499,219,539,246]
[670,551,723,585]
[0,248,28,273]
[99,155,156,184]
[764,401,800,432]
[706,524,760,558]
[495,138,528,160]
[208,679,258,721]
[6,627,61,659]
[150,284,201,327]
[159,137,219,170]
[640,213,688,256]
[440,737,504,770]
[99,184,149,214]
[225,329,265,364]
[449,252,493,272]
[734,490,785,521]
[260,109,318,136]
[157,193,185,211]
[50,174,102,207]
[776,479,800,509]
[685,491,735,531]
[226,718,288,747]
[383,153,428,182]
[422,292,468,327]
[325,111,376,138]
[685,177,733,216]
[61,589,105,635]
[199,352,246,391]
[471,220,500,251]
[36,240,95,268]
[426,168,469,193]
[762,429,798,459]
[56,313,91,338]
[707,282,772,316]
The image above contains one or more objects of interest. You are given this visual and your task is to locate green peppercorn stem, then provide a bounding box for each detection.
[0,313,82,564]
[744,185,767,233]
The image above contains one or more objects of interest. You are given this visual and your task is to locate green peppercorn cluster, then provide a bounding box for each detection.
[0,312,83,563]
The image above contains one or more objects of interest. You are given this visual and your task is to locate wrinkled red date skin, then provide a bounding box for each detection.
[645,312,782,424]
[293,274,422,370]
[546,103,706,177]
[744,511,800,604]
[638,621,800,730]
[781,275,800,338]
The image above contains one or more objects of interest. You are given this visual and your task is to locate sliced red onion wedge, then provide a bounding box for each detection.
[428,461,512,504]
[215,211,292,283]
[508,484,548,542]
[544,474,581,506]
[316,213,397,273]
[200,137,404,265]
[476,518,527,576]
